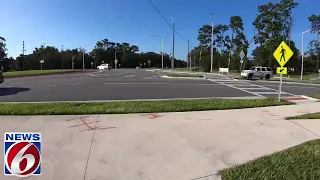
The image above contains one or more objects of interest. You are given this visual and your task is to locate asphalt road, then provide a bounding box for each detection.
[0,69,319,102]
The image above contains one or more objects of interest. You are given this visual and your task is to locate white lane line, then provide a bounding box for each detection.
[241,87,270,90]
[87,74,97,77]
[124,75,135,78]
[142,76,160,79]
[256,92,290,95]
[208,79,265,97]
[70,84,78,86]
[105,82,225,86]
[231,84,258,87]
[47,84,57,87]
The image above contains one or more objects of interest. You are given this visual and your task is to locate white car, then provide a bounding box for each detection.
[241,66,273,80]
[97,64,111,70]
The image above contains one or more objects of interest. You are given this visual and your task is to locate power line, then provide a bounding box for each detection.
[147,0,187,41]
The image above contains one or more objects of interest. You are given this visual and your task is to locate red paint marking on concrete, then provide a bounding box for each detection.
[65,116,90,122]
[68,121,100,128]
[142,113,163,119]
[67,117,116,133]
[79,127,116,132]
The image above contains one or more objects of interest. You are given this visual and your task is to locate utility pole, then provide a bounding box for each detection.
[61,45,64,69]
[161,37,164,69]
[22,41,26,70]
[188,40,190,70]
[171,17,175,70]
[317,23,319,71]
[210,13,214,72]
[82,48,85,70]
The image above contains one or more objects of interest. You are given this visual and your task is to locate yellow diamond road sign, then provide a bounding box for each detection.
[277,67,287,75]
[273,41,294,67]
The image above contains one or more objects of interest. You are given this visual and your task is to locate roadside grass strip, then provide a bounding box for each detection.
[286,112,320,120]
[3,70,80,77]
[220,139,320,180]
[0,98,292,115]
[310,94,320,100]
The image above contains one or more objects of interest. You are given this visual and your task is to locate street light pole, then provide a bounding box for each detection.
[82,50,85,70]
[161,37,164,69]
[301,29,312,80]
[151,35,164,68]
[171,17,175,70]
[210,13,214,73]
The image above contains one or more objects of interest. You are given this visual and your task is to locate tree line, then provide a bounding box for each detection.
[189,0,319,73]
[0,39,186,72]
[0,0,319,73]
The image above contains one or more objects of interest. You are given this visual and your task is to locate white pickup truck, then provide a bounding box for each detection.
[241,66,273,80]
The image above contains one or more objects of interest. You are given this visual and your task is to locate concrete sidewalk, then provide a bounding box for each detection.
[1,102,320,180]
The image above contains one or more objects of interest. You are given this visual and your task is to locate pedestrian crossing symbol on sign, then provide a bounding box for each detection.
[273,41,294,67]
[277,67,287,75]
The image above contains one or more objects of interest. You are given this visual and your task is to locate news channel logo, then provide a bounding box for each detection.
[4,132,41,177]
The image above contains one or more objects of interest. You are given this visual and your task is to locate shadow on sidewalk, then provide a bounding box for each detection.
[0,87,30,96]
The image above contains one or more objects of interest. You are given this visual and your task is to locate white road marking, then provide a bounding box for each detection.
[105,82,224,86]
[241,87,270,90]
[142,76,160,79]
[70,84,78,86]
[87,74,97,77]
[47,84,57,87]
[208,79,265,97]
[124,75,135,78]
[255,92,289,94]
[208,77,297,97]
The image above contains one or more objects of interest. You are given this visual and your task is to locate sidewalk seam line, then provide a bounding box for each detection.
[289,120,320,138]
[83,115,100,180]
[13,116,32,131]
[169,124,220,171]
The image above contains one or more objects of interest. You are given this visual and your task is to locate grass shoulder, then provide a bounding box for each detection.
[0,98,292,115]
[220,139,320,180]
[286,112,320,120]
[3,70,80,77]
[310,94,320,100]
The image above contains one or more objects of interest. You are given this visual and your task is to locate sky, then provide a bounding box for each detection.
[1,0,319,61]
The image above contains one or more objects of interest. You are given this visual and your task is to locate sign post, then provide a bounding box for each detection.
[114,59,118,69]
[239,50,245,71]
[40,60,44,70]
[273,41,294,102]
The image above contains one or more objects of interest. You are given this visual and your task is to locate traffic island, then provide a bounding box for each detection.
[3,70,82,78]
[0,98,292,115]
[220,139,320,180]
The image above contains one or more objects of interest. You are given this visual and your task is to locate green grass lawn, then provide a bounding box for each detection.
[0,98,292,115]
[310,94,320,99]
[3,70,80,77]
[286,112,320,120]
[221,139,320,180]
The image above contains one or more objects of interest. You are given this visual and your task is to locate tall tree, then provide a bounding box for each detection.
[0,36,7,60]
[252,0,298,68]
[308,14,320,70]
[228,16,247,69]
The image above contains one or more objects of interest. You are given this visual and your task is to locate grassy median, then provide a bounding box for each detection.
[221,139,320,180]
[0,98,292,115]
[3,70,80,77]
[286,112,320,120]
